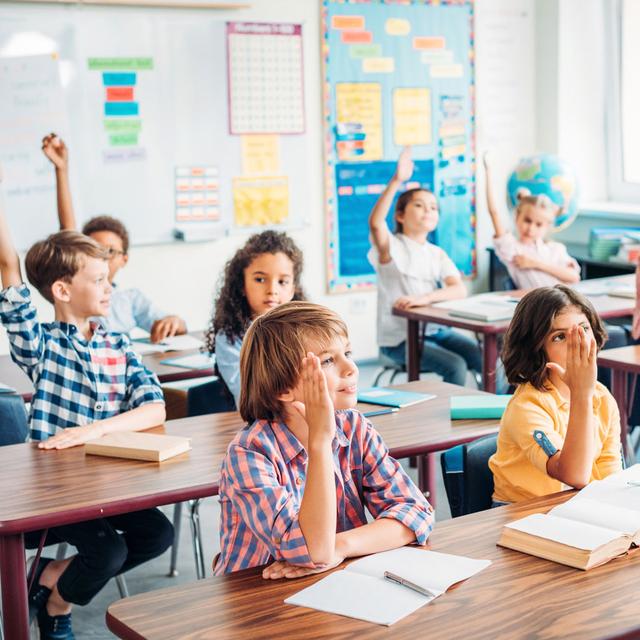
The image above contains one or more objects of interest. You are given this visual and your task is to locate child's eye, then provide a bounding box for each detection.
[279,279,290,286]
[552,333,565,342]
[345,350,353,359]
[320,356,334,367]
[254,277,265,283]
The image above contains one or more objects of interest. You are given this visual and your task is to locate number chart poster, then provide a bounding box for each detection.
[322,0,476,293]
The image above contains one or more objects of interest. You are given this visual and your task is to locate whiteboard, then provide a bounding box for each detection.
[0,5,308,250]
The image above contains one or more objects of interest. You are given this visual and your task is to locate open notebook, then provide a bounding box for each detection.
[285,548,490,626]
[498,465,640,570]
[131,334,204,355]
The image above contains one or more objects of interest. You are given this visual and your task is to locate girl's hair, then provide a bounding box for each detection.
[394,187,435,233]
[238,301,348,423]
[501,285,607,390]
[514,190,559,221]
[205,230,305,353]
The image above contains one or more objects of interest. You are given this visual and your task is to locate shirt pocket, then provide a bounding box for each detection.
[91,353,127,417]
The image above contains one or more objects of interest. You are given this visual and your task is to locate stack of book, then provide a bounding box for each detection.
[588,227,640,262]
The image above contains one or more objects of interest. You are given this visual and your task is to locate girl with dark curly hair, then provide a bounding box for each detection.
[205,231,305,406]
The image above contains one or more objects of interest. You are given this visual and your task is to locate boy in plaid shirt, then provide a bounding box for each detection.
[0,187,172,639]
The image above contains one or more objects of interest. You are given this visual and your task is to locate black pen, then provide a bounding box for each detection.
[363,408,399,418]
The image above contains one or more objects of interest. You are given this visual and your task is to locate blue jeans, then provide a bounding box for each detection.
[382,327,482,386]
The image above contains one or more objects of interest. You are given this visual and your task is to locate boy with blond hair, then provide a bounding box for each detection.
[41,132,187,342]
[214,301,433,577]
[0,179,172,639]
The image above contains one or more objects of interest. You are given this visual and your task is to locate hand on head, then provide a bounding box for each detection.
[41,132,68,171]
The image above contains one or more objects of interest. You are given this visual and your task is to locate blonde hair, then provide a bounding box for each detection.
[25,230,108,304]
[239,301,348,423]
[515,189,560,222]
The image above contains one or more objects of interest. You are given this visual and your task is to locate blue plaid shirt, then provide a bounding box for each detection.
[0,284,164,441]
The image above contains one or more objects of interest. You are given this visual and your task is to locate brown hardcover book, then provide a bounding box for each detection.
[85,432,191,462]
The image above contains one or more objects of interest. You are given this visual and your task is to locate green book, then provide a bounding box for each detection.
[450,395,512,419]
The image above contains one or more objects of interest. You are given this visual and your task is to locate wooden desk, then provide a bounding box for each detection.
[0,345,214,402]
[598,344,640,463]
[0,379,497,639]
[106,490,640,640]
[394,275,636,392]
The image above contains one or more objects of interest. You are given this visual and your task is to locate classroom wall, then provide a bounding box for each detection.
[0,0,537,360]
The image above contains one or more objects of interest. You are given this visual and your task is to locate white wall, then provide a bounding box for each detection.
[0,0,537,360]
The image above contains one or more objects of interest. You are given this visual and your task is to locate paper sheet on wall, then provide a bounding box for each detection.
[0,54,68,248]
[241,135,281,175]
[232,176,289,226]
[393,88,431,146]
[335,82,382,161]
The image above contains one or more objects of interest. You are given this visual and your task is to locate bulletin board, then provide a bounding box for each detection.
[0,5,307,251]
[322,0,476,293]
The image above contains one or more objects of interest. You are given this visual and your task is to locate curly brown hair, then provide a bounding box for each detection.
[501,285,608,391]
[82,216,130,254]
[205,231,305,353]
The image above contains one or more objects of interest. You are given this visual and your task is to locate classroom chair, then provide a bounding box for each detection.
[440,433,498,517]
[168,377,236,579]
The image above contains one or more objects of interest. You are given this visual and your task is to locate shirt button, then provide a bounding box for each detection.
[95,403,103,411]
[296,476,303,485]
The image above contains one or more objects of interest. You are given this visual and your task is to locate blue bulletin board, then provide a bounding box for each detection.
[322,0,476,293]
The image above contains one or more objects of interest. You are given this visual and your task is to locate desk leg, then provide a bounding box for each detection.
[482,334,498,393]
[1,533,29,640]
[612,369,633,464]
[418,454,437,508]
[407,319,420,382]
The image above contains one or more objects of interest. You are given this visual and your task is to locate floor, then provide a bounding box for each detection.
[30,362,458,639]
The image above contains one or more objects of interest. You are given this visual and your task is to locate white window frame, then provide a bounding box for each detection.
[605,0,640,201]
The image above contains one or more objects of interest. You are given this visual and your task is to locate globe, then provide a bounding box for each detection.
[506,154,579,231]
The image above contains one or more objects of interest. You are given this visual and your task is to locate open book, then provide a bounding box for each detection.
[131,334,204,355]
[498,465,640,570]
[285,547,490,626]
[85,432,191,462]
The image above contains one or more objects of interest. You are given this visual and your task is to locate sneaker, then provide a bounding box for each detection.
[27,556,53,622]
[37,608,75,640]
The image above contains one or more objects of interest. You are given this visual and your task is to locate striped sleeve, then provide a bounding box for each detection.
[226,443,315,567]
[360,416,434,545]
[122,338,164,408]
[0,284,45,375]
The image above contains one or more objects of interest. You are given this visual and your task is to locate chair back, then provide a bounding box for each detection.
[187,378,236,417]
[440,433,498,517]
[0,393,28,446]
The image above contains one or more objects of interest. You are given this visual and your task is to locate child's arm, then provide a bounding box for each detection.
[150,315,188,343]
[38,402,166,449]
[395,274,467,310]
[0,174,23,289]
[545,325,598,488]
[41,133,77,230]
[483,152,506,238]
[214,332,241,406]
[369,147,414,263]
[511,254,581,284]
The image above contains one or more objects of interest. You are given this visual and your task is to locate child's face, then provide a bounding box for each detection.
[515,204,552,244]
[63,256,112,318]
[243,252,295,318]
[544,306,592,372]
[292,334,359,411]
[396,190,439,236]
[89,230,128,282]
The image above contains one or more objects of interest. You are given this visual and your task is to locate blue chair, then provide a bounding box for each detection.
[440,434,498,517]
[0,392,28,446]
[169,377,236,579]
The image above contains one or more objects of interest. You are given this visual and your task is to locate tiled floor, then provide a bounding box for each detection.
[31,363,457,639]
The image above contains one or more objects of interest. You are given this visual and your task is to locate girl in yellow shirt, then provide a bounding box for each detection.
[489,285,622,503]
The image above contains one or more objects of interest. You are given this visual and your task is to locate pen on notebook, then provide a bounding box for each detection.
[383,571,437,598]
[363,408,399,418]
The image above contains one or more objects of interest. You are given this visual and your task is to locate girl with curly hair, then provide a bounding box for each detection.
[205,231,305,406]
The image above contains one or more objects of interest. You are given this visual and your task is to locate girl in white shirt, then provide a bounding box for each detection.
[483,153,580,289]
[368,148,481,386]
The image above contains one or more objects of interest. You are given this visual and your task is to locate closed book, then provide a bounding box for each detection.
[450,394,512,419]
[357,387,436,408]
[85,432,191,462]
[498,466,640,570]
[449,303,514,322]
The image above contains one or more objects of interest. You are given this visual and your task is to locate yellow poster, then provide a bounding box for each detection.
[393,88,432,146]
[233,176,289,226]
[240,135,281,175]
[335,83,382,160]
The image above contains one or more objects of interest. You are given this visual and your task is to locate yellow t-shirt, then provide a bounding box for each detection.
[489,381,622,503]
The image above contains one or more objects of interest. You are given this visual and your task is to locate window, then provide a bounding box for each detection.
[606,0,640,200]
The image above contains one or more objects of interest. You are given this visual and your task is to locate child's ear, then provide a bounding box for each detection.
[50,279,71,303]
[278,389,295,403]
[122,253,129,266]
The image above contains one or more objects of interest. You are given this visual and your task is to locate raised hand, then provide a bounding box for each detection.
[393,146,414,183]
[41,132,68,171]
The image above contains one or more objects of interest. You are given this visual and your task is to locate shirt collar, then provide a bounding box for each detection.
[271,413,350,464]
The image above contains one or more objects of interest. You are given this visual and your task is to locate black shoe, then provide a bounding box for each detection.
[37,608,75,640]
[27,556,53,622]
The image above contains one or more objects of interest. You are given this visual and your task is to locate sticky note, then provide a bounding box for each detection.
[430,63,463,78]
[393,88,431,146]
[362,57,395,73]
[331,15,365,30]
[385,18,410,36]
[413,36,446,50]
